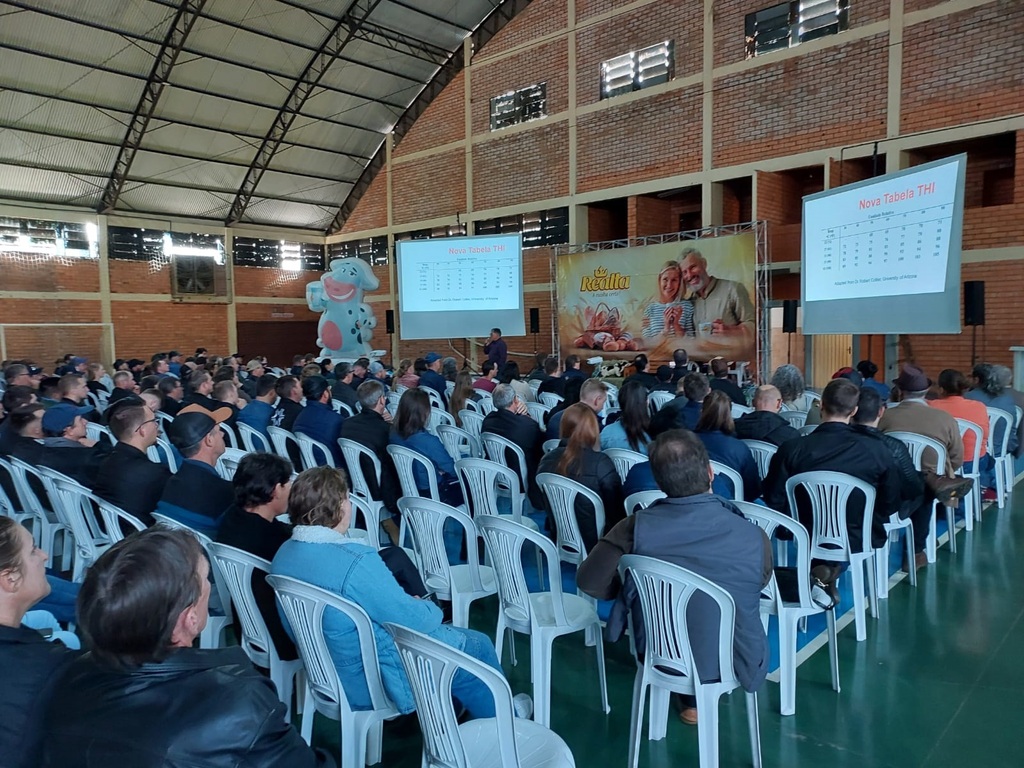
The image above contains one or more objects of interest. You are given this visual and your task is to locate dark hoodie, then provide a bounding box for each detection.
[733,410,800,447]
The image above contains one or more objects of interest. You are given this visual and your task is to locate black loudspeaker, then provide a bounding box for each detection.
[529,307,540,334]
[964,281,985,326]
[385,309,395,334]
[782,300,798,334]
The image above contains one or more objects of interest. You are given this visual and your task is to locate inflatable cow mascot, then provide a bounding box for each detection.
[306,257,380,358]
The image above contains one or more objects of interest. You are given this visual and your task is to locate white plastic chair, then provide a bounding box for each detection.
[780,411,808,428]
[459,410,484,438]
[475,393,496,416]
[237,422,272,453]
[537,392,563,409]
[216,447,249,481]
[427,407,455,435]
[0,456,70,563]
[388,443,444,504]
[480,433,530,503]
[396,497,497,628]
[542,438,560,455]
[619,555,761,768]
[784,471,878,642]
[741,439,777,482]
[146,436,179,473]
[268,425,303,465]
[206,543,305,720]
[731,403,754,419]
[647,391,674,413]
[337,438,387,549]
[420,386,444,410]
[525,401,550,428]
[797,424,818,437]
[437,424,482,462]
[887,431,961,559]
[85,422,114,445]
[604,448,645,485]
[332,399,355,418]
[150,513,233,649]
[624,490,665,516]
[954,418,984,524]
[709,460,744,502]
[987,407,1014,508]
[734,501,839,716]
[536,473,604,567]
[266,575,400,767]
[386,623,576,768]
[37,468,112,582]
[219,424,239,450]
[94,497,146,543]
[295,432,336,469]
[476,515,609,728]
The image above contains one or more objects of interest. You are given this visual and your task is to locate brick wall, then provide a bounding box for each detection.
[110,301,229,359]
[471,40,569,136]
[109,258,171,294]
[473,123,570,210]
[395,72,467,158]
[339,167,388,234]
[392,149,466,226]
[0,256,100,293]
[233,265,316,299]
[477,0,567,58]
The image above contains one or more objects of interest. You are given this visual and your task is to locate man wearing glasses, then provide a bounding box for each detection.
[92,400,170,525]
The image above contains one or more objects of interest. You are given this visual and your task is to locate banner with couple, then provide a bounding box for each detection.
[556,232,757,365]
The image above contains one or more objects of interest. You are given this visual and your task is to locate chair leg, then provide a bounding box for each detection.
[778,612,798,716]
[746,691,762,768]
[945,505,957,553]
[452,594,470,629]
[695,688,722,768]
[648,687,671,741]
[865,558,878,620]
[531,633,551,727]
[904,526,917,588]
[272,662,294,722]
[300,687,316,744]
[875,541,890,600]
[926,506,938,564]
[849,563,867,642]
[494,614,506,664]
[366,720,384,765]
[592,621,610,714]
[627,673,648,768]
[826,609,840,693]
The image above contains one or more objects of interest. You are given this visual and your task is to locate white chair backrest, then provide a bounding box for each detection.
[386,391,402,415]
[525,401,550,428]
[731,403,754,419]
[436,424,482,462]
[538,392,564,409]
[146,436,179,473]
[536,472,604,563]
[528,378,542,392]
[624,489,666,516]
[237,422,272,453]
[332,399,354,418]
[216,447,249,481]
[741,439,777,481]
[337,438,383,506]
[387,443,441,501]
[419,386,444,410]
[206,543,276,669]
[267,426,302,464]
[797,424,818,437]
[619,555,740,686]
[455,457,526,524]
[604,447,645,485]
[85,422,113,445]
[387,623,528,768]
[93,496,145,543]
[459,410,484,438]
[987,407,1013,458]
[397,497,487,596]
[709,460,744,501]
[156,411,175,428]
[152,512,213,547]
[294,432,335,469]
[954,418,984,469]
[475,393,495,415]
[266,575,395,718]
[37,468,109,578]
[542,438,561,455]
[734,500,813,611]
[784,471,875,560]
[445,381,456,398]
[780,410,808,428]
[427,407,455,435]
[888,431,948,476]
[220,424,239,450]
[479,432,529,493]
[648,391,674,413]
[350,494,383,550]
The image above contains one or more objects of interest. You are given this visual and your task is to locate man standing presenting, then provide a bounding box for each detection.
[483,328,507,370]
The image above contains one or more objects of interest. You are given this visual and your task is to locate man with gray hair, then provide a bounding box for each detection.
[545,378,608,439]
[678,247,756,358]
[482,383,545,509]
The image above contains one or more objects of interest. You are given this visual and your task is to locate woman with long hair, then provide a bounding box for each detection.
[448,370,478,427]
[392,358,419,391]
[270,467,517,720]
[499,360,535,402]
[537,403,625,552]
[390,388,463,506]
[694,390,761,501]
[600,377,651,454]
[641,260,694,338]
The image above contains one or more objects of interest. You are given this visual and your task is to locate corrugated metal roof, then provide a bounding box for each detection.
[0,0,532,232]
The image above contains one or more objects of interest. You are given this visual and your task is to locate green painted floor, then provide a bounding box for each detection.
[305,488,1024,767]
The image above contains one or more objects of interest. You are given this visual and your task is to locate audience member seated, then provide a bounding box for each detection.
[155,375,183,415]
[3,363,36,389]
[857,359,890,399]
[0,404,46,464]
[157,406,233,536]
[763,379,899,561]
[653,365,676,393]
[670,348,689,383]
[37,377,60,406]
[441,357,459,383]
[293,376,346,467]
[966,363,1019,462]
[390,388,463,507]
[929,368,992,485]
[236,373,278,441]
[577,429,771,726]
[599,378,651,454]
[547,378,608,439]
[369,360,391,387]
[2,385,38,422]
[57,374,100,423]
[240,360,264,399]
[499,360,536,403]
[108,372,141,409]
[526,353,547,381]
[734,384,800,447]
[84,363,109,397]
[483,384,545,510]
[708,356,746,405]
[270,467,514,720]
[419,352,449,406]
[771,364,813,412]
[649,372,708,436]
[350,357,370,389]
[536,355,566,399]
[184,369,220,411]
[563,354,587,382]
[271,375,304,432]
[339,380,402,543]
[538,403,625,552]
[627,354,659,391]
[40,527,332,766]
[449,371,480,427]
[212,380,242,423]
[694,391,762,501]
[332,363,360,411]
[93,401,171,526]
[36,404,105,485]
[0,517,78,768]
[851,387,931,570]
[393,358,420,391]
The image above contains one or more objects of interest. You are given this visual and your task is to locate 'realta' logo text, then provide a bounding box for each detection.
[580,266,630,292]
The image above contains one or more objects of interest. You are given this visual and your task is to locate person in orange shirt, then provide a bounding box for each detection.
[928,368,991,483]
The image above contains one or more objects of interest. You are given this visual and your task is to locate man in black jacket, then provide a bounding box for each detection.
[271,375,304,432]
[762,379,900,556]
[339,380,401,534]
[92,401,170,526]
[734,385,800,447]
[649,372,708,436]
[39,527,332,767]
[482,384,545,509]
[708,356,746,406]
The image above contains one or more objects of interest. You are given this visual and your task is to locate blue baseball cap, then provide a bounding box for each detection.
[42,403,93,433]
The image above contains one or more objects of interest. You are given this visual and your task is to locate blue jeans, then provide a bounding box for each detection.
[451,628,503,719]
[964,455,996,490]
[39,574,80,625]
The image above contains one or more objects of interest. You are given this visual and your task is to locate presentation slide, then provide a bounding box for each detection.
[801,154,966,335]
[396,233,526,340]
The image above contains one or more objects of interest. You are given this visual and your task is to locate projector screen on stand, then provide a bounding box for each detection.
[801,154,966,335]
[396,233,526,340]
